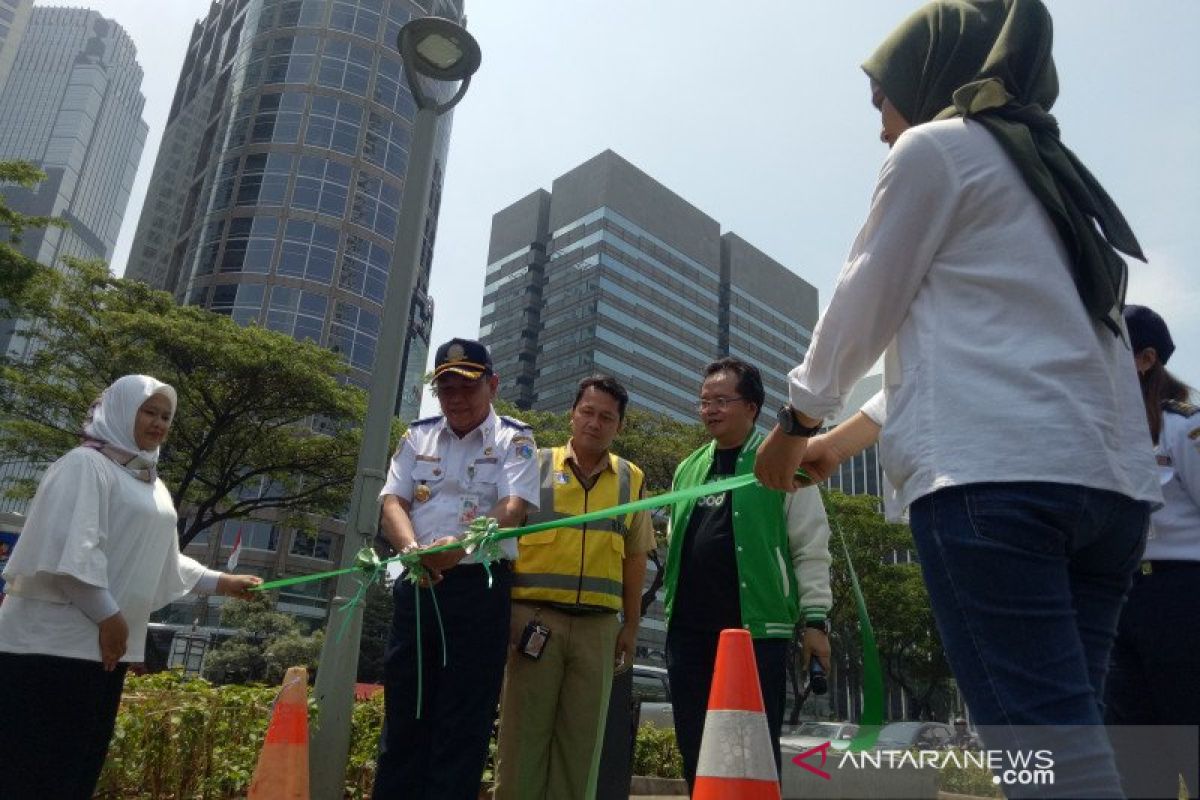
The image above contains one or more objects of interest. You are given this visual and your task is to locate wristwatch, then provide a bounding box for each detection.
[777,404,823,437]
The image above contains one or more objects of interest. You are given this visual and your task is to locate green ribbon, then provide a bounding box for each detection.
[251,471,885,736]
[819,485,884,752]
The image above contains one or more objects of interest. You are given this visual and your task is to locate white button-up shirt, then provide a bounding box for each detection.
[380,407,540,568]
[787,119,1160,513]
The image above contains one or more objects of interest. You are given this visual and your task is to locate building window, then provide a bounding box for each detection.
[362,112,410,178]
[349,172,401,238]
[292,156,351,218]
[237,152,293,208]
[328,301,380,370]
[221,216,279,274]
[339,235,389,303]
[267,285,328,342]
[317,37,374,93]
[221,520,280,551]
[278,219,339,283]
[290,531,334,560]
[371,54,415,120]
[304,94,362,155]
[330,0,381,41]
[264,34,317,84]
[250,91,305,143]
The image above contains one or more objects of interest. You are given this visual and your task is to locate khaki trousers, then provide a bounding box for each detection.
[494,602,620,800]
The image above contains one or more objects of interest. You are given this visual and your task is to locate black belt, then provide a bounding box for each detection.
[1139,559,1200,575]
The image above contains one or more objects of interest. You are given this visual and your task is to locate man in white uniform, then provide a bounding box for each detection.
[372,338,540,800]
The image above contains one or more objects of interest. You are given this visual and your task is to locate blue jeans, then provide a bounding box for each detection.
[910,482,1148,799]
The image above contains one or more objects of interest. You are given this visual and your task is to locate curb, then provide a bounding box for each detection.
[630,775,689,795]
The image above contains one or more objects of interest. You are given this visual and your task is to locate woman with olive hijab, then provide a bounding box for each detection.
[755,1,1159,796]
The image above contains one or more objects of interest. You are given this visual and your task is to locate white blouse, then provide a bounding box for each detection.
[0,447,208,662]
[789,118,1161,513]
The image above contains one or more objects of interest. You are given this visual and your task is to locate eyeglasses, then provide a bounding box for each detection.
[697,396,745,412]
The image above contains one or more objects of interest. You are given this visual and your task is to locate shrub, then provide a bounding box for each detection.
[633,723,684,779]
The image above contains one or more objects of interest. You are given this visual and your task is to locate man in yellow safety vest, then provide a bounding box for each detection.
[493,375,654,800]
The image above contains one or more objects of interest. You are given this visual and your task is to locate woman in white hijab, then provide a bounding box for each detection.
[0,374,262,799]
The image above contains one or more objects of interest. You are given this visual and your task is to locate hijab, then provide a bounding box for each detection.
[82,374,177,483]
[862,0,1144,336]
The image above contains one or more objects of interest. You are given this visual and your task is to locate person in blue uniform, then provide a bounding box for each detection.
[372,338,540,800]
[1106,305,1199,800]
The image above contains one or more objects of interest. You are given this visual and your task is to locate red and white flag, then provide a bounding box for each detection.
[226,527,243,571]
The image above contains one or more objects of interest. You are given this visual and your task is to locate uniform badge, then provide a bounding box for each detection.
[447,343,466,361]
[414,483,431,503]
[483,446,494,456]
[556,471,571,485]
[1189,427,1200,441]
[516,443,534,460]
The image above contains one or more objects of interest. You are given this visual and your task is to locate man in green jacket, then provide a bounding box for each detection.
[663,357,832,790]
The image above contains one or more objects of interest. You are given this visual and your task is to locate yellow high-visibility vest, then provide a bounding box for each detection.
[512,446,644,610]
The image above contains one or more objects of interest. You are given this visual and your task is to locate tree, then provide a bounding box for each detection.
[356,580,393,684]
[0,160,65,312]
[823,491,953,721]
[0,259,367,546]
[202,594,324,685]
[491,399,709,493]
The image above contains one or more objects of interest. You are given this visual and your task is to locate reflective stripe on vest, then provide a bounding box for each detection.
[511,446,639,609]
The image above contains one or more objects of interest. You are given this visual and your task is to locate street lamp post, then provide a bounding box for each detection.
[309,18,481,799]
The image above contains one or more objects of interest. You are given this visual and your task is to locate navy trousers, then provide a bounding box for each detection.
[373,562,512,800]
[1106,561,1200,799]
[0,652,128,799]
[665,626,787,792]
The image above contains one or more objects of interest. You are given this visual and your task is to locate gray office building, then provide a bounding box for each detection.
[480,149,818,426]
[0,0,33,93]
[122,0,463,631]
[0,7,146,269]
[0,6,147,513]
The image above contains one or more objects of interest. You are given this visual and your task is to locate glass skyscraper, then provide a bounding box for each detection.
[0,0,33,93]
[0,6,147,511]
[481,149,818,425]
[123,0,464,629]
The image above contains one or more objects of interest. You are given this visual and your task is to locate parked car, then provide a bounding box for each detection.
[780,720,859,750]
[631,664,673,730]
[872,721,955,751]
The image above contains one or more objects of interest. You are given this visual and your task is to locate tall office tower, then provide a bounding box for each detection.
[0,7,147,514]
[125,0,457,421]
[481,150,818,425]
[0,0,33,93]
[0,6,146,274]
[123,0,462,632]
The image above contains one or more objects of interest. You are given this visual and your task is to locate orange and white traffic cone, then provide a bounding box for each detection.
[248,666,310,800]
[692,629,781,800]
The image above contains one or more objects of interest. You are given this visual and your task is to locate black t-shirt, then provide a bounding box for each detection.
[672,447,741,633]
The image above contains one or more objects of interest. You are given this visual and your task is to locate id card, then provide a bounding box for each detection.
[519,620,551,660]
[458,494,481,525]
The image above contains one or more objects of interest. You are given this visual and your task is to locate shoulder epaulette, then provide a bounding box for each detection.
[500,415,532,430]
[1163,400,1200,418]
[410,414,444,427]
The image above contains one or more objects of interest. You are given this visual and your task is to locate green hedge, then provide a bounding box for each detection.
[99,672,690,798]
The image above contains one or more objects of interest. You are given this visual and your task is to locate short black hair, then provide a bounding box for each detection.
[704,357,765,421]
[573,374,629,420]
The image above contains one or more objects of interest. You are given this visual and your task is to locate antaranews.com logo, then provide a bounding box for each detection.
[792,741,1055,788]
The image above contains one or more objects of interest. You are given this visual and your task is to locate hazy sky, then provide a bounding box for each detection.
[87,1,1199,413]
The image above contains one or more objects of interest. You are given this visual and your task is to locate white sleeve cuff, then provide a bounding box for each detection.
[55,574,120,623]
[860,389,887,426]
[193,569,223,595]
